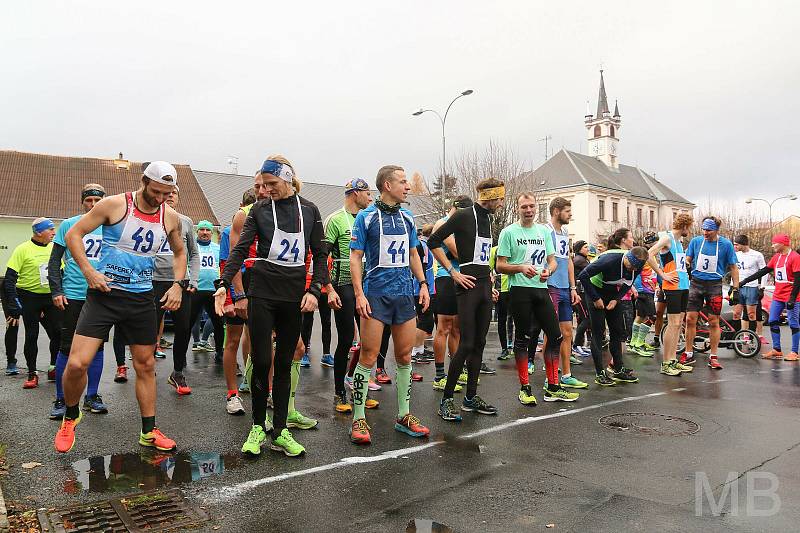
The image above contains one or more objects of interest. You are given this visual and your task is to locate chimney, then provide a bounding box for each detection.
[113,152,130,170]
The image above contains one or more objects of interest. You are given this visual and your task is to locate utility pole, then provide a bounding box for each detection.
[538,135,552,161]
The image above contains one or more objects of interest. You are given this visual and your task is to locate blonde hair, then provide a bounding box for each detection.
[82,183,105,194]
[266,154,302,194]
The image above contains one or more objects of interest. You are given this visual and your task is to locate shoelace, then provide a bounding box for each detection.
[246,427,264,442]
[471,396,488,409]
[353,419,370,432]
[403,414,421,427]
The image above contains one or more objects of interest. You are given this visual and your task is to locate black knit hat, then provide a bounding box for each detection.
[573,240,587,254]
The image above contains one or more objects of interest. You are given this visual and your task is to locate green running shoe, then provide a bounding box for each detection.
[498,349,512,361]
[457,370,468,385]
[286,410,318,430]
[660,360,682,376]
[559,375,589,389]
[543,387,579,402]
[633,346,655,357]
[242,424,267,455]
[642,342,658,352]
[518,385,537,405]
[594,373,616,387]
[270,428,305,457]
[432,376,463,392]
[569,355,583,365]
[674,360,693,373]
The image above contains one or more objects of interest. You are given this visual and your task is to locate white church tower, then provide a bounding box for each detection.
[584,70,621,168]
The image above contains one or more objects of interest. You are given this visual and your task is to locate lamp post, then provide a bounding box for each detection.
[413,89,474,212]
[745,194,797,231]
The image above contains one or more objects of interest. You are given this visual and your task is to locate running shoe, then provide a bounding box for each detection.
[461,395,498,415]
[167,371,192,395]
[641,342,658,352]
[266,392,274,409]
[480,362,496,375]
[287,410,318,430]
[527,361,534,375]
[271,429,305,456]
[238,379,250,394]
[83,394,108,414]
[154,350,167,359]
[432,376,463,392]
[5,364,19,376]
[785,352,799,362]
[320,354,334,367]
[708,356,723,370]
[23,374,38,389]
[569,355,583,365]
[518,385,537,405]
[762,349,783,360]
[192,342,203,352]
[498,349,512,361]
[54,411,83,453]
[242,424,267,455]
[578,346,592,357]
[395,413,430,437]
[457,370,468,385]
[559,375,589,389]
[368,378,382,391]
[49,399,66,420]
[411,371,423,382]
[159,338,173,348]
[139,428,177,451]
[421,350,436,363]
[300,350,311,368]
[679,353,697,366]
[334,391,352,413]
[611,367,639,383]
[365,398,379,409]
[226,394,246,415]
[350,418,371,444]
[571,347,584,358]
[438,398,462,421]
[114,365,128,383]
[375,368,392,384]
[594,373,616,386]
[633,346,655,358]
[543,388,579,402]
[660,360,682,376]
[201,341,215,352]
[674,360,693,373]
[48,365,56,381]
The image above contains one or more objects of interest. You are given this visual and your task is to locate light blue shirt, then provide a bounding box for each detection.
[54,215,103,300]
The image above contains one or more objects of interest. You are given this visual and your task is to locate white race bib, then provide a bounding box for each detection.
[266,196,305,268]
[82,234,103,260]
[377,210,409,268]
[775,264,788,284]
[39,263,49,286]
[554,233,570,259]
[676,252,687,272]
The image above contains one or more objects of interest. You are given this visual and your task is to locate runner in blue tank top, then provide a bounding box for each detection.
[55,161,187,454]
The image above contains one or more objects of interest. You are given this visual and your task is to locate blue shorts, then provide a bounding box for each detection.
[738,286,760,306]
[548,287,573,322]
[366,294,417,325]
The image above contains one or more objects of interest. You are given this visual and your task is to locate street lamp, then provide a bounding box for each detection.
[412,89,474,211]
[745,194,797,230]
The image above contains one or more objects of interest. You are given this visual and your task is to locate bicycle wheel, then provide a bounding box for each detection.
[733,329,761,358]
[660,323,686,354]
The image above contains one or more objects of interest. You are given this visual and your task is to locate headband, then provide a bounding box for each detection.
[625,251,645,271]
[345,178,369,194]
[260,160,295,183]
[477,186,505,201]
[453,198,474,209]
[701,218,719,231]
[82,188,105,200]
[33,218,55,233]
[197,220,214,230]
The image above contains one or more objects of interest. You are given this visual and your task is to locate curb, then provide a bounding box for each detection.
[0,478,8,533]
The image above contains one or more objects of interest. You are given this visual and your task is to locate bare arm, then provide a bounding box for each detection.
[228,209,247,294]
[409,246,430,311]
[65,196,120,292]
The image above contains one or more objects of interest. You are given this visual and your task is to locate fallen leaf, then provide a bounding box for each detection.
[21,462,42,469]
[546,524,555,528]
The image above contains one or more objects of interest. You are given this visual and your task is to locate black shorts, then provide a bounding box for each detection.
[663,289,689,315]
[434,277,458,316]
[76,289,158,346]
[635,294,656,319]
[60,298,109,353]
[687,278,723,315]
[656,289,666,304]
[415,297,434,335]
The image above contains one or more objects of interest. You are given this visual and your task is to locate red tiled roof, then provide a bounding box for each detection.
[0,150,218,224]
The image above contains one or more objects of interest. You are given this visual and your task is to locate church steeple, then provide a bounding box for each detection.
[584,70,622,168]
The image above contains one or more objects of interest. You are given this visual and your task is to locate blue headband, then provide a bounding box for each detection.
[701,219,719,231]
[625,251,645,271]
[33,219,55,233]
[260,160,295,183]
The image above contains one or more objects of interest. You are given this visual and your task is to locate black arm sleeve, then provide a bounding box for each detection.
[790,274,800,304]
[308,204,329,299]
[48,243,66,297]
[740,266,773,288]
[220,210,258,287]
[2,268,21,316]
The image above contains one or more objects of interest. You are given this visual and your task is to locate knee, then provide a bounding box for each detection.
[132,355,155,374]
[65,356,89,374]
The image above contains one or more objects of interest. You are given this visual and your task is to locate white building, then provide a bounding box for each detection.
[522,71,695,245]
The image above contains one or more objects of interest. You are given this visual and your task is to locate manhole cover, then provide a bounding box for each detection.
[38,488,209,532]
[598,413,700,436]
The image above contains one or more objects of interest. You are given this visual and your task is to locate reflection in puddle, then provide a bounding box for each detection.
[65,452,243,493]
[406,518,454,532]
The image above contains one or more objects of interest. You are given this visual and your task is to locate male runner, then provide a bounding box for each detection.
[429,179,504,420]
[48,184,108,419]
[324,178,373,413]
[648,213,695,375]
[629,231,660,356]
[544,197,587,389]
[3,217,61,388]
[683,216,739,370]
[733,234,767,341]
[187,220,224,366]
[495,193,579,405]
[490,245,514,360]
[55,161,186,453]
[348,165,430,444]
[740,234,800,360]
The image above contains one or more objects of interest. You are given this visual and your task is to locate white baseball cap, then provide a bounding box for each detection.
[143,161,178,187]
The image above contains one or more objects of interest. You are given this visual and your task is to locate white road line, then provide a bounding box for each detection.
[203,387,686,501]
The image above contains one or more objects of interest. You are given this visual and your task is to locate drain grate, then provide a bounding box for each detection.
[38,488,209,532]
[599,413,700,436]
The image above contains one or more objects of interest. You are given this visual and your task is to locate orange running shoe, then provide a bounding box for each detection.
[762,349,783,359]
[365,398,379,409]
[784,352,799,361]
[54,411,83,453]
[23,374,39,389]
[139,428,177,451]
[350,418,371,445]
[394,413,430,437]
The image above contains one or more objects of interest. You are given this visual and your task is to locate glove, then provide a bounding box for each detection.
[728,287,739,306]
[788,301,796,311]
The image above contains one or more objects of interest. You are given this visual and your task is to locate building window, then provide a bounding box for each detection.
[636,208,643,227]
[610,125,616,138]
[538,204,547,223]
[598,199,606,220]
[593,125,601,138]
[649,210,655,228]
[612,202,619,222]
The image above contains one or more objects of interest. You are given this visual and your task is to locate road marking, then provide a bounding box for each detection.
[203,387,685,501]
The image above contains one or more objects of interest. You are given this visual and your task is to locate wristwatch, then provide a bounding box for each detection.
[174,279,189,290]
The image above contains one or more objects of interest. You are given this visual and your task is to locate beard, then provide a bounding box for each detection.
[141,186,166,209]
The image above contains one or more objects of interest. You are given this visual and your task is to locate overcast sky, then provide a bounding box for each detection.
[2,1,798,219]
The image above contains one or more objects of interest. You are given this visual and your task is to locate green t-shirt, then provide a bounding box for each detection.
[590,249,625,289]
[496,223,554,289]
[324,207,358,286]
[489,246,509,292]
[6,239,53,294]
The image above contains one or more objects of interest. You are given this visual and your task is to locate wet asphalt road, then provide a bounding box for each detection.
[1,320,799,533]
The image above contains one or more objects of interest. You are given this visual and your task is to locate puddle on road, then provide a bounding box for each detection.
[63,451,244,494]
[406,518,454,532]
